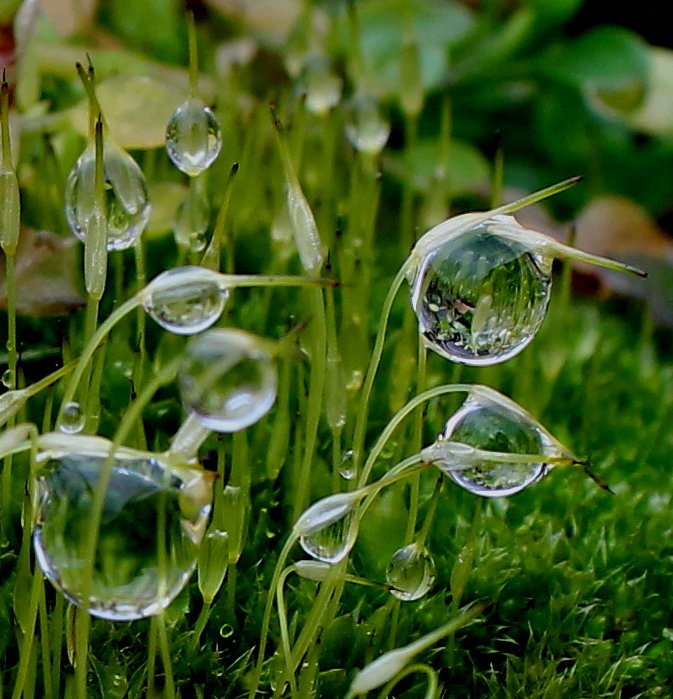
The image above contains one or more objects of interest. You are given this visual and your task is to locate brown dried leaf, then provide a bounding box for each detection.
[0,228,84,316]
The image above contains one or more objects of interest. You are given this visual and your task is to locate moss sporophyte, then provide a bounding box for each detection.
[0,3,655,697]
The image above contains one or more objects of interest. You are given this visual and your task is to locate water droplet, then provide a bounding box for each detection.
[142,266,228,335]
[58,402,84,434]
[344,95,390,155]
[165,98,222,177]
[302,56,342,115]
[219,623,234,638]
[407,214,553,365]
[299,510,356,564]
[294,491,361,564]
[65,142,150,251]
[435,387,555,497]
[385,542,436,601]
[2,369,15,389]
[179,328,278,432]
[339,449,355,480]
[174,187,210,252]
[32,443,212,620]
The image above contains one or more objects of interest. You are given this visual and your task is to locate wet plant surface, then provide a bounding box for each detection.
[1,1,673,697]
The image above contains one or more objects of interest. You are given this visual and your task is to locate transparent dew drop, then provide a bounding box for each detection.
[299,510,356,564]
[295,491,360,564]
[408,214,553,366]
[32,445,211,620]
[165,97,222,177]
[1,369,14,389]
[344,94,390,156]
[178,328,278,432]
[435,387,557,497]
[58,402,84,434]
[142,266,228,335]
[174,188,210,253]
[339,449,355,481]
[385,542,436,601]
[65,142,150,251]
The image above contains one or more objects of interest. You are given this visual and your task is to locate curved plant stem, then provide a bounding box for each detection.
[351,260,411,477]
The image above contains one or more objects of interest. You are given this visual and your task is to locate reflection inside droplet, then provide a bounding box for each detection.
[436,388,552,497]
[142,266,228,335]
[32,445,211,620]
[408,215,552,365]
[165,98,222,177]
[385,542,436,601]
[58,401,84,434]
[65,142,150,251]
[179,328,277,432]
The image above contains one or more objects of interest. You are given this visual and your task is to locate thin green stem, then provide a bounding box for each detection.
[11,568,42,699]
[157,615,175,699]
[351,260,410,477]
[187,11,199,97]
[292,288,327,520]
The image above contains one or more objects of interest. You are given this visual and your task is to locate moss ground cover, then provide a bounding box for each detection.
[1,1,673,697]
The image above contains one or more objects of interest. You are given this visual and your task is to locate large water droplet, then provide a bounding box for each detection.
[165,98,222,177]
[142,266,228,335]
[179,328,277,432]
[385,542,436,601]
[435,387,554,497]
[408,214,552,365]
[65,142,150,251]
[344,94,390,156]
[58,402,84,434]
[32,444,211,620]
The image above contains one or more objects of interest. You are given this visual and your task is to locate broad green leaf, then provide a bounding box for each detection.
[146,181,188,237]
[68,74,183,149]
[526,0,583,26]
[385,139,490,196]
[626,47,673,136]
[349,0,474,97]
[543,26,649,92]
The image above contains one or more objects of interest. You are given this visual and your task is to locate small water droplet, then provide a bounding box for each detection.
[142,266,228,335]
[32,441,212,620]
[302,56,342,115]
[385,542,436,601]
[166,98,222,177]
[435,387,553,497]
[179,328,278,432]
[344,94,390,155]
[219,623,234,638]
[339,449,355,480]
[408,214,552,365]
[174,188,210,252]
[58,402,84,434]
[65,142,150,251]
[1,369,14,389]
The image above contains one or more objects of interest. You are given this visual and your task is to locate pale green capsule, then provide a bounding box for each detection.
[0,170,20,255]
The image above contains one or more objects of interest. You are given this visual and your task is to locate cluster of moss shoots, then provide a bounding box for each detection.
[0,14,649,699]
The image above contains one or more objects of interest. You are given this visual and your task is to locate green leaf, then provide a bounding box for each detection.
[544,26,649,92]
[350,0,474,97]
[68,74,182,149]
[626,47,673,136]
[385,139,490,196]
